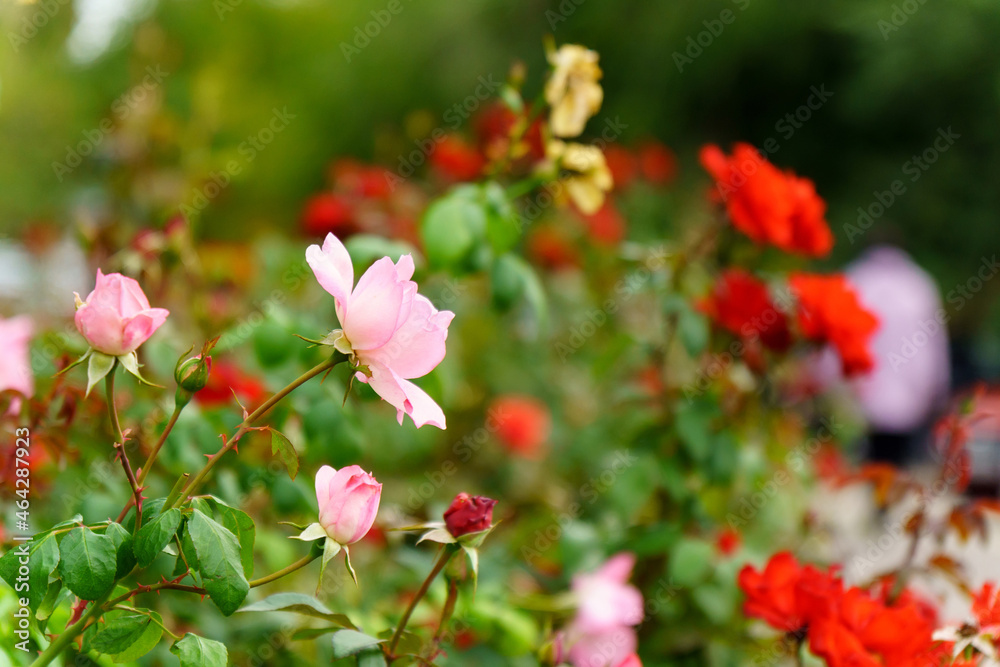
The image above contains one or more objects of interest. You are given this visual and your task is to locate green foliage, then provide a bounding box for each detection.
[185,509,249,616]
[170,633,229,667]
[57,526,117,601]
[90,612,163,663]
[133,508,183,567]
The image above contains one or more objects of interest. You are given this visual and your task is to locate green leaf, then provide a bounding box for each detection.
[420,193,486,268]
[331,629,384,659]
[269,428,299,481]
[668,537,715,588]
[677,307,709,356]
[186,509,249,616]
[318,538,342,588]
[104,522,136,579]
[36,580,65,621]
[86,352,116,396]
[0,532,60,611]
[91,612,163,663]
[217,505,256,578]
[58,526,117,600]
[238,593,356,629]
[190,497,213,517]
[357,648,388,666]
[133,509,183,567]
[483,181,521,254]
[170,632,228,667]
[291,627,338,641]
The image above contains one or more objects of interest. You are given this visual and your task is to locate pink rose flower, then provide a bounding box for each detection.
[315,464,382,545]
[566,553,644,667]
[306,233,454,429]
[572,553,644,632]
[0,316,34,410]
[615,654,642,667]
[74,269,169,356]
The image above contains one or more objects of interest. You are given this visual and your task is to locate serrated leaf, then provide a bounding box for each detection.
[133,509,182,567]
[331,629,384,658]
[269,428,299,480]
[90,612,162,663]
[170,632,228,667]
[238,592,356,629]
[58,526,117,600]
[217,505,256,578]
[186,509,248,616]
[104,522,136,579]
[0,532,60,611]
[86,352,116,396]
[357,648,388,666]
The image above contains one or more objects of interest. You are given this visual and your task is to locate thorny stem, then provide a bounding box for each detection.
[136,404,183,488]
[172,354,344,507]
[107,371,144,531]
[28,592,111,667]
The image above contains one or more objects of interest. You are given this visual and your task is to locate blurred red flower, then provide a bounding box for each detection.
[490,395,552,459]
[578,200,627,245]
[700,269,792,352]
[302,192,356,238]
[474,103,546,163]
[738,552,840,632]
[789,273,879,377]
[604,144,637,190]
[637,141,677,185]
[699,142,832,257]
[430,134,486,182]
[196,360,269,410]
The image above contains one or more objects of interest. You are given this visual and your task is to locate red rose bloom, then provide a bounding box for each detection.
[195,360,268,410]
[578,200,626,245]
[603,145,637,190]
[699,142,833,257]
[737,552,839,632]
[443,493,497,537]
[490,395,551,459]
[302,193,356,237]
[789,272,879,377]
[430,134,486,182]
[700,269,792,352]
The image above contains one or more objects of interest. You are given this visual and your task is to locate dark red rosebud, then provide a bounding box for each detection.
[444,492,497,537]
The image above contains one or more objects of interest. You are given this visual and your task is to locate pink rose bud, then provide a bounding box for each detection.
[74,269,169,356]
[306,233,454,429]
[315,465,382,545]
[443,493,497,537]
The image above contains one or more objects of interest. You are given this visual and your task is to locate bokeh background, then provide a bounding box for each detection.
[2,1,1000,665]
[3,0,999,341]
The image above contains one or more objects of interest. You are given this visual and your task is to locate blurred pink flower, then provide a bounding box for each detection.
[306,233,454,428]
[74,269,169,356]
[616,654,643,667]
[566,553,644,667]
[315,464,382,545]
[0,316,34,410]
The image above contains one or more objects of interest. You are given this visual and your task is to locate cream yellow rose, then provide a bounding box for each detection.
[545,44,603,138]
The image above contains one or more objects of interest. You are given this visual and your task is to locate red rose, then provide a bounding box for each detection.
[737,552,839,632]
[637,141,677,185]
[699,142,832,257]
[490,395,551,459]
[443,493,497,537]
[789,272,879,376]
[430,134,486,182]
[700,269,792,352]
[302,193,356,238]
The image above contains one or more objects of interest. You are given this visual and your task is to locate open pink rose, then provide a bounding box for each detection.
[306,233,454,429]
[74,269,169,356]
[0,316,34,411]
[566,553,644,667]
[315,465,382,545]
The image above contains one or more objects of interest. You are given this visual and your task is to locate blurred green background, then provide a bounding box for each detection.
[1,0,998,330]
